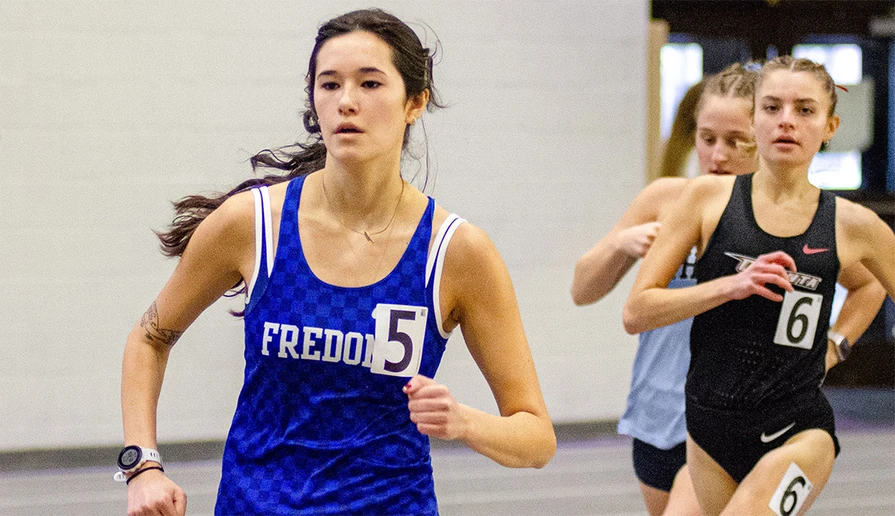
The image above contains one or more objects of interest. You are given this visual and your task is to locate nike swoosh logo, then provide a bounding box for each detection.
[760,422,796,443]
[803,244,830,254]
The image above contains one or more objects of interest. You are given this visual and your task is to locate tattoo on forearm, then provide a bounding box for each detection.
[140,301,184,347]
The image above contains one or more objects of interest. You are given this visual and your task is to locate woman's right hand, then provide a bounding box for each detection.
[127,469,187,516]
[726,250,796,302]
[617,221,662,258]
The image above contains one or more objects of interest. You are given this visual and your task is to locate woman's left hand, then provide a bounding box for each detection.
[404,374,469,441]
[824,338,841,372]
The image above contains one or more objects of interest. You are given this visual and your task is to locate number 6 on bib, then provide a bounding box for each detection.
[769,462,812,516]
[773,290,823,349]
[370,304,427,377]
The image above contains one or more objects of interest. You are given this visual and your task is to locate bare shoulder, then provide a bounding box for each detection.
[191,189,255,256]
[434,211,504,284]
[165,188,256,311]
[834,196,893,252]
[646,176,689,198]
[834,196,882,230]
[212,179,290,237]
[211,189,254,230]
[429,201,495,262]
[430,203,494,256]
[834,196,895,295]
[431,202,452,232]
[675,174,735,217]
[622,177,688,222]
[446,220,496,262]
[267,179,290,203]
[684,173,735,197]
[429,207,508,327]
[643,177,689,219]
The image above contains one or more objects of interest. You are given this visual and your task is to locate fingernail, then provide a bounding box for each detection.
[404,383,412,392]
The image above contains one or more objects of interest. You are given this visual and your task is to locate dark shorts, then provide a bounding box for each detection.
[632,438,687,492]
[686,390,840,483]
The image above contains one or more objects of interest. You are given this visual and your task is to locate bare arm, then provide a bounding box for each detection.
[841,203,895,299]
[623,176,796,334]
[826,263,887,370]
[121,193,253,514]
[121,320,186,516]
[824,199,895,372]
[407,223,555,468]
[571,178,685,305]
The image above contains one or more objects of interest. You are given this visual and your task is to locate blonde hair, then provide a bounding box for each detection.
[697,62,761,156]
[696,62,760,119]
[659,80,705,178]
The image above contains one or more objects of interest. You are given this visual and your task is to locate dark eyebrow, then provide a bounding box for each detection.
[316,67,387,80]
[760,95,819,105]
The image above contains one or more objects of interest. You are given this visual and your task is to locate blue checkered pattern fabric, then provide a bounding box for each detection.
[215,176,447,515]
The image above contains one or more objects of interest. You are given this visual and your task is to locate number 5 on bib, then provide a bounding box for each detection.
[773,290,823,349]
[370,304,427,377]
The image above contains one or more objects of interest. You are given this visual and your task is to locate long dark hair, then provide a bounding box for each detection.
[157,8,443,261]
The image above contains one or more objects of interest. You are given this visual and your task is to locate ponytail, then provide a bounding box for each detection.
[155,141,326,259]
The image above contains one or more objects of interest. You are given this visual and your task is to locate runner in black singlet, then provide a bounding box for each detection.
[624,56,894,515]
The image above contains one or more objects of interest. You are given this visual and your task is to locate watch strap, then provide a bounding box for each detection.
[115,446,163,482]
[828,330,850,362]
[142,448,162,465]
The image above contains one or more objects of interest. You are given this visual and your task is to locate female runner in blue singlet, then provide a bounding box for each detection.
[120,9,555,515]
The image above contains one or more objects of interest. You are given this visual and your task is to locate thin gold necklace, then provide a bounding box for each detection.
[321,176,405,243]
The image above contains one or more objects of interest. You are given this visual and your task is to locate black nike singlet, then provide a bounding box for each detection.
[688,173,840,411]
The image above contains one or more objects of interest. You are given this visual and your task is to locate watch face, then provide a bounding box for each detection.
[838,340,851,360]
[118,446,141,469]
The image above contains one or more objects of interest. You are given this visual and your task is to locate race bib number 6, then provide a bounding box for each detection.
[370,304,427,377]
[769,462,813,516]
[773,290,823,350]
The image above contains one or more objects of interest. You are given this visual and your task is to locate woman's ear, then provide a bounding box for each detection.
[825,114,841,142]
[405,90,430,124]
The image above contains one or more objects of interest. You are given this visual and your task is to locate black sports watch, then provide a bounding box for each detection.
[828,330,851,363]
[114,445,162,482]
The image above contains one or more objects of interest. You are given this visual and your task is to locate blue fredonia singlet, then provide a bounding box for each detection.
[215,175,465,515]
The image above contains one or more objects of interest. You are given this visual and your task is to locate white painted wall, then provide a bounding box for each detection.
[0,0,648,451]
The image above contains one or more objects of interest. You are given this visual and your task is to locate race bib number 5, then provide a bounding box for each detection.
[370,304,427,377]
[773,291,823,350]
